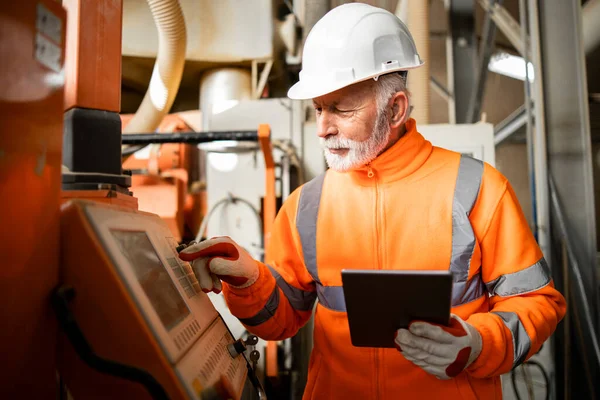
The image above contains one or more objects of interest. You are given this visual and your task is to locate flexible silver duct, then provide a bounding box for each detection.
[124,0,187,133]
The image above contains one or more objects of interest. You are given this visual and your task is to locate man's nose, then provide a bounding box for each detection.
[316,112,338,138]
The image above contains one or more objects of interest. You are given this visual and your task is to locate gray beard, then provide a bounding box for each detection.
[320,109,391,172]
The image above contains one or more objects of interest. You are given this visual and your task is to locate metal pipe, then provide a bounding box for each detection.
[477,0,527,56]
[527,0,551,265]
[519,0,537,239]
[561,239,571,399]
[550,176,600,371]
[430,77,452,102]
[494,104,526,145]
[466,0,502,123]
[123,0,187,133]
[121,131,259,145]
[447,0,477,124]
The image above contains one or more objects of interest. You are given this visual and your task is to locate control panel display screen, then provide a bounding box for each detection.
[111,230,190,331]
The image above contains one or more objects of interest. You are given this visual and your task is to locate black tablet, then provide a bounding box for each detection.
[341,269,453,348]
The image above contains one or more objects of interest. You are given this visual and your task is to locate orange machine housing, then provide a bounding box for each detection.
[63,0,122,112]
[121,114,205,242]
[60,0,132,207]
[62,189,139,209]
[0,1,66,398]
[58,200,191,399]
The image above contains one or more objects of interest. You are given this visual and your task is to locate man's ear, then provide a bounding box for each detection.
[389,91,409,128]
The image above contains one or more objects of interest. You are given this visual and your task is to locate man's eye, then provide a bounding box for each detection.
[315,107,322,114]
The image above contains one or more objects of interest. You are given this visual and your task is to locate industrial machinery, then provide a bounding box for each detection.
[121,113,204,243]
[0,1,66,398]
[0,0,266,398]
[6,0,597,399]
[56,199,261,399]
[52,0,268,393]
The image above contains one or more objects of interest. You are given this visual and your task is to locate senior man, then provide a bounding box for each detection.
[180,3,566,399]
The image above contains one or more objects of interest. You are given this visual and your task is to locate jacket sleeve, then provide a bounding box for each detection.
[466,179,567,378]
[222,189,316,340]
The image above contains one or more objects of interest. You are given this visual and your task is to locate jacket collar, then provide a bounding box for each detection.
[336,118,433,185]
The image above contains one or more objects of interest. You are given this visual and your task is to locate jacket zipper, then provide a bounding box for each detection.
[367,164,381,400]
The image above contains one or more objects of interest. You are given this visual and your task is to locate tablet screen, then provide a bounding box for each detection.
[342,270,452,348]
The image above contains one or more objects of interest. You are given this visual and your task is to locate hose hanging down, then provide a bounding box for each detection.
[124,0,187,134]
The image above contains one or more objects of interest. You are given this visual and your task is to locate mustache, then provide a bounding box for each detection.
[319,136,360,149]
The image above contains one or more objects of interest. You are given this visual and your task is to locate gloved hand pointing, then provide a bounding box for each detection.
[178,236,259,293]
[394,314,482,379]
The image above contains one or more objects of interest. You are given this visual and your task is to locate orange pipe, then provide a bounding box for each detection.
[258,124,279,378]
[258,124,276,261]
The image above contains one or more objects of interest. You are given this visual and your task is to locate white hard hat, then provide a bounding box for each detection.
[288,3,423,100]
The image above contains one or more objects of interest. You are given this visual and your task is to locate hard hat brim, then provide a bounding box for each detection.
[286,64,424,100]
[287,79,348,101]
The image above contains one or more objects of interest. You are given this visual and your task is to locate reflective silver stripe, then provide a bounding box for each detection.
[486,258,552,297]
[451,155,484,307]
[239,286,279,326]
[268,265,317,311]
[316,284,346,312]
[452,275,486,306]
[492,311,531,367]
[295,173,345,312]
[296,173,326,283]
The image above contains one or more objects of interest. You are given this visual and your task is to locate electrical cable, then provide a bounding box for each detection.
[191,139,302,258]
[527,360,551,400]
[523,363,535,399]
[195,194,264,258]
[511,366,525,400]
[510,360,551,400]
[52,286,169,400]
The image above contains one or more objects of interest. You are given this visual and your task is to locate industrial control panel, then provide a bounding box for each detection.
[57,200,260,400]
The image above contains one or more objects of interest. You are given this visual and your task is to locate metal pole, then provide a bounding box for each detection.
[561,239,571,400]
[519,0,537,238]
[550,176,600,373]
[466,0,502,123]
[539,0,599,396]
[121,130,259,145]
[477,0,527,56]
[527,0,550,265]
[447,0,477,124]
[493,104,526,145]
[430,77,452,102]
[445,0,456,124]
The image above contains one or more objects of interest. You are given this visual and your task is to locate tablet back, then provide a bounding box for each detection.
[341,270,453,348]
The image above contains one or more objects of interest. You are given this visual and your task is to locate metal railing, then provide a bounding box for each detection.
[549,175,600,377]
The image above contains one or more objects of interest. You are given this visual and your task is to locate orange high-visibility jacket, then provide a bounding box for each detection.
[223,119,567,399]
